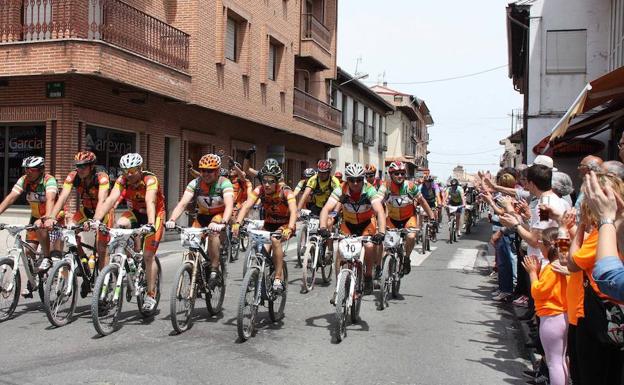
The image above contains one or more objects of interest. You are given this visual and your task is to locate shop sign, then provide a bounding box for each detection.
[46,82,64,98]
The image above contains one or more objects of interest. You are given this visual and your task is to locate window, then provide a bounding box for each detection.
[0,125,46,204]
[546,29,587,74]
[226,17,238,62]
[85,126,136,179]
[268,43,278,81]
[341,93,348,129]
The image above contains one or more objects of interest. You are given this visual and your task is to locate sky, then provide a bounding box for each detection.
[337,0,523,179]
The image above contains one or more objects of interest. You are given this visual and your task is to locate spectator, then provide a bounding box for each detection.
[574,155,603,223]
[551,171,574,207]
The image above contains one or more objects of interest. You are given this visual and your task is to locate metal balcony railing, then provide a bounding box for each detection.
[0,0,190,71]
[293,88,342,132]
[301,13,330,51]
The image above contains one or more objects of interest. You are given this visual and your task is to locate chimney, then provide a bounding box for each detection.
[383,81,387,87]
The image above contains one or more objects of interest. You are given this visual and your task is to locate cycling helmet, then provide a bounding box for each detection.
[334,171,343,180]
[74,151,96,165]
[450,178,459,186]
[119,153,143,169]
[345,163,365,178]
[303,168,316,178]
[198,154,221,169]
[387,161,406,174]
[317,160,332,173]
[365,163,377,174]
[264,158,279,168]
[425,175,434,182]
[22,156,45,168]
[260,164,283,179]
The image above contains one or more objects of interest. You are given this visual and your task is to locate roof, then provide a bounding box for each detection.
[337,67,394,113]
[370,84,434,125]
[369,84,410,96]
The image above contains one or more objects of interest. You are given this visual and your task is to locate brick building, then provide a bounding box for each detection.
[0,0,340,221]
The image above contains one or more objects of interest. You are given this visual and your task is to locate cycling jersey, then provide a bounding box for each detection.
[368,178,383,191]
[185,176,234,216]
[248,182,295,224]
[305,174,342,208]
[293,179,307,196]
[113,171,166,215]
[446,186,464,205]
[63,170,110,211]
[231,178,252,206]
[420,182,440,206]
[380,180,421,221]
[12,174,58,218]
[331,182,382,225]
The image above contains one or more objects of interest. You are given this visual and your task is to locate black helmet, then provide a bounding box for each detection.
[450,178,459,186]
[260,164,282,179]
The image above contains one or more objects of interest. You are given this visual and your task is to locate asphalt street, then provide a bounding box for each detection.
[0,219,531,385]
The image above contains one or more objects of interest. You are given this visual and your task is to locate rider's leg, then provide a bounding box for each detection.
[456,209,462,236]
[208,232,221,270]
[271,236,284,281]
[141,212,165,297]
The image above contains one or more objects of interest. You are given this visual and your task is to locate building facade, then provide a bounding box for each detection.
[328,68,393,175]
[370,84,433,178]
[0,0,341,220]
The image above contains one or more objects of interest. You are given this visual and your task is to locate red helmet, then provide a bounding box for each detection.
[317,159,332,172]
[74,151,97,165]
[334,171,343,180]
[388,161,406,174]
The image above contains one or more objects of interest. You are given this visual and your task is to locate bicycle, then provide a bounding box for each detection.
[169,224,227,333]
[379,228,416,309]
[416,207,430,255]
[223,224,240,263]
[0,224,53,321]
[447,205,461,244]
[301,212,333,293]
[237,228,288,342]
[296,209,313,268]
[241,219,265,278]
[464,204,475,234]
[332,235,370,343]
[43,225,98,327]
[91,225,162,336]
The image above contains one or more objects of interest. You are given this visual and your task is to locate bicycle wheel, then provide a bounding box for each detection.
[0,258,20,322]
[296,224,307,268]
[465,212,473,234]
[239,232,249,252]
[350,271,361,324]
[44,259,78,327]
[391,256,401,298]
[378,255,391,310]
[230,236,240,262]
[420,224,428,254]
[269,263,288,322]
[448,220,454,244]
[91,264,123,336]
[237,267,260,341]
[206,253,226,315]
[334,274,349,343]
[320,243,333,284]
[303,243,317,292]
[170,262,195,333]
[137,257,161,317]
[242,249,252,278]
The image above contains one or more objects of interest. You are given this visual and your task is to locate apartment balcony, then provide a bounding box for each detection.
[364,124,374,147]
[0,0,191,100]
[352,120,364,144]
[293,88,342,133]
[298,13,332,70]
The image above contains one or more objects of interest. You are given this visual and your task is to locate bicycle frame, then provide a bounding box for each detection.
[1,226,42,291]
[176,226,213,300]
[334,236,367,309]
[99,228,144,303]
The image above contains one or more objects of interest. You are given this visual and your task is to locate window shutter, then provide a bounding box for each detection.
[226,18,237,61]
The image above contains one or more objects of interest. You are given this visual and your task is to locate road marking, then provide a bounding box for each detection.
[411,246,437,266]
[447,248,480,270]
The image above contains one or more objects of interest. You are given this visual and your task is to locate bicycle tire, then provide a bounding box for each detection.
[239,233,249,252]
[320,242,333,284]
[303,243,317,292]
[0,258,20,322]
[170,262,195,333]
[350,274,361,324]
[449,220,454,244]
[44,259,78,327]
[391,256,401,298]
[334,274,348,343]
[137,256,161,317]
[230,236,240,262]
[269,263,288,322]
[237,267,260,341]
[242,248,252,278]
[466,212,473,234]
[91,264,123,336]
[296,224,307,268]
[206,252,226,315]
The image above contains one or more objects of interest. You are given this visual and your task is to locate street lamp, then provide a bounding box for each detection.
[339,73,369,86]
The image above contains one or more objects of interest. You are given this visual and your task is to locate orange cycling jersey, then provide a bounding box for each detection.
[113,171,165,214]
[380,180,421,221]
[63,170,110,210]
[249,182,295,224]
[12,174,58,218]
[331,182,381,225]
[232,178,252,206]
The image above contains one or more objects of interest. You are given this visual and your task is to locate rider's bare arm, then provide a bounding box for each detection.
[93,186,121,222]
[372,199,386,234]
[320,197,339,230]
[0,191,20,216]
[168,190,195,223]
[297,187,313,211]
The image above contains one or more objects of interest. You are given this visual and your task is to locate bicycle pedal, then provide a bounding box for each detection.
[22,291,33,299]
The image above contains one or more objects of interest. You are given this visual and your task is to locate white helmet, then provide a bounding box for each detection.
[119,153,143,169]
[345,163,365,178]
[22,156,45,168]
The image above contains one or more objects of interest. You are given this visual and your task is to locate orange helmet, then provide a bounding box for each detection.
[198,154,221,169]
[365,164,377,174]
[74,151,96,165]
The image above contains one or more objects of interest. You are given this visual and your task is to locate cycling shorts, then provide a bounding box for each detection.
[339,218,377,237]
[120,210,165,254]
[387,216,417,230]
[193,213,223,228]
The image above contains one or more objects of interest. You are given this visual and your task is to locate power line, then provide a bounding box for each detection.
[430,147,503,156]
[363,64,507,85]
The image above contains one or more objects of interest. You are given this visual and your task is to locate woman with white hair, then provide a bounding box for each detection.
[551,171,574,208]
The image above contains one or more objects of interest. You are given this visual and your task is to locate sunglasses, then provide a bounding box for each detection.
[262,178,277,185]
[200,169,219,174]
[25,167,41,173]
[347,177,364,183]
[365,173,375,177]
[392,172,406,177]
[122,167,140,175]
[75,164,90,170]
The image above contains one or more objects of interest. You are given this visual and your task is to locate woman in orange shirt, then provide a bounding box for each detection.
[523,227,568,385]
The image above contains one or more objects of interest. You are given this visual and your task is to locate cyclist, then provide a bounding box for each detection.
[165,154,234,286]
[334,171,344,185]
[232,162,297,294]
[379,161,434,274]
[294,168,317,200]
[0,156,60,290]
[365,163,382,191]
[297,160,341,217]
[90,153,166,312]
[445,178,466,239]
[45,151,112,276]
[227,159,252,220]
[319,163,386,300]
[420,176,442,223]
